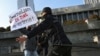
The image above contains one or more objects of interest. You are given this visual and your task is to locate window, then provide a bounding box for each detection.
[83,11,88,19]
[68,14,72,20]
[56,15,61,23]
[89,10,94,15]
[73,13,78,20]
[78,12,83,20]
[62,14,67,21]
[94,10,99,15]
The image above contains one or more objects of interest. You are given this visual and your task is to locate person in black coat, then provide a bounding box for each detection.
[18,25,39,56]
[37,31,49,56]
[17,7,72,56]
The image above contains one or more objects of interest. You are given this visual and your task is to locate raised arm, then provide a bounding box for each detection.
[27,16,53,39]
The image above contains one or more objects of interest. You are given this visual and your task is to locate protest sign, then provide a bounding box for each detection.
[9,6,38,31]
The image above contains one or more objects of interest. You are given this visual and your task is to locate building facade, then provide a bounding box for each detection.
[84,0,100,4]
[17,0,100,24]
[17,0,35,11]
[36,3,100,24]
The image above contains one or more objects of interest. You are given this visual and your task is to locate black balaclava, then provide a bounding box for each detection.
[42,7,52,14]
[42,7,52,16]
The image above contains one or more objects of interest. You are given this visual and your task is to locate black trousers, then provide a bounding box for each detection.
[47,46,72,56]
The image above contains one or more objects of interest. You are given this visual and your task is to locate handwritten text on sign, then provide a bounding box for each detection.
[9,7,38,31]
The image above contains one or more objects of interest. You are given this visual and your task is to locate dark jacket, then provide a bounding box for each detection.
[19,28,37,51]
[38,32,49,47]
[27,15,72,45]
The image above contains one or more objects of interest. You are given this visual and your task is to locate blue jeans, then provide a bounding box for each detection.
[24,50,39,56]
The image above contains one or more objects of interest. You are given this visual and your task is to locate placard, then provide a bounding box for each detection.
[9,6,38,31]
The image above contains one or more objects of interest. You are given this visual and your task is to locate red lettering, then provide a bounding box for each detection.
[19,13,28,19]
[15,18,19,22]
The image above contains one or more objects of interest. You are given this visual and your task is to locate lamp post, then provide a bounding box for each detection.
[25,0,28,6]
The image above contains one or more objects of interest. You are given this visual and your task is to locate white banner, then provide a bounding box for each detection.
[9,6,38,31]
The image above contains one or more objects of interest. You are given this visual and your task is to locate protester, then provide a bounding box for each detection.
[37,31,49,56]
[17,25,39,56]
[17,7,72,56]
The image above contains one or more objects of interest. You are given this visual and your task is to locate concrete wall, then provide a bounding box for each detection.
[72,47,100,56]
[0,21,100,56]
[63,20,100,43]
[0,38,20,54]
[63,20,100,56]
